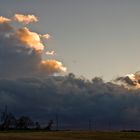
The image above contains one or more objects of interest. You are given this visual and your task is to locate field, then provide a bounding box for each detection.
[0,131,140,140]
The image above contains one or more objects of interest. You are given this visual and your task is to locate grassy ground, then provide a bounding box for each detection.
[0,131,140,140]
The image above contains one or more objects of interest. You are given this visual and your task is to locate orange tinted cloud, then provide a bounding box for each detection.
[14,14,38,24]
[0,16,11,23]
[126,72,140,88]
[40,60,67,74]
[46,51,55,55]
[41,34,51,39]
[16,27,44,51]
[0,13,67,76]
[116,72,140,89]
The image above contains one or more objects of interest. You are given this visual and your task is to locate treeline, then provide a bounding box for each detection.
[0,106,53,131]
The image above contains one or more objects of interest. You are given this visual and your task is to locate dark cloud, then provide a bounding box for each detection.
[0,74,140,129]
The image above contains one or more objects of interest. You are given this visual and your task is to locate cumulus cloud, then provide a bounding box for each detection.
[40,60,67,74]
[46,51,55,56]
[0,14,66,78]
[13,14,38,24]
[15,27,45,51]
[115,71,140,89]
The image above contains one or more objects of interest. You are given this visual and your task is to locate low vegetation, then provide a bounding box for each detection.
[0,131,140,140]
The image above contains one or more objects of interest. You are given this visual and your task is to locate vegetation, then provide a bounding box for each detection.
[0,106,53,131]
[0,131,140,140]
[1,106,140,140]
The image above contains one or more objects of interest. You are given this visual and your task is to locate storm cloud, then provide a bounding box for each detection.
[0,74,140,129]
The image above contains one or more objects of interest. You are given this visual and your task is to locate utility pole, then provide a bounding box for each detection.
[55,114,59,131]
[108,120,111,131]
[5,105,8,117]
[88,119,92,131]
[1,105,8,122]
[93,120,96,131]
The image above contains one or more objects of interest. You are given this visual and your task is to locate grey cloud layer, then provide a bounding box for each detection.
[1,75,140,129]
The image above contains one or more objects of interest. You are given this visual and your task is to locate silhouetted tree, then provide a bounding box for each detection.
[35,121,40,130]
[1,113,16,130]
[45,120,53,131]
[16,116,34,129]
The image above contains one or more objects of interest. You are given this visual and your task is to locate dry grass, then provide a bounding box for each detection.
[0,131,140,140]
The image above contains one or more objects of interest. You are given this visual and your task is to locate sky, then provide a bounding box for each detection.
[1,0,140,130]
[0,0,140,80]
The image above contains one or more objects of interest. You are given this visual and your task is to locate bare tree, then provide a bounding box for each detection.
[16,116,34,129]
[45,120,53,131]
[35,121,41,130]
